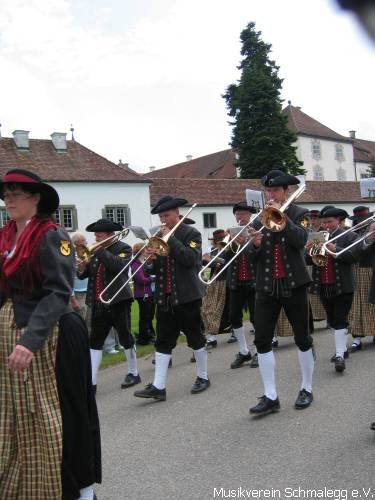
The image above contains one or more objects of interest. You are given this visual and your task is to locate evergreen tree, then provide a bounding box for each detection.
[223,22,305,178]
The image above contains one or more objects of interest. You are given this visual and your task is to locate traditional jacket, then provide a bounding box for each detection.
[146,223,204,306]
[79,240,133,307]
[226,245,257,290]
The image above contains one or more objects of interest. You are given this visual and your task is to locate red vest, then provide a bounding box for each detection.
[273,243,286,279]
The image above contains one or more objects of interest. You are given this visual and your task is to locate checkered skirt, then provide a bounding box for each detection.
[201,280,227,335]
[0,301,62,500]
[276,307,293,337]
[349,265,375,338]
[309,293,326,321]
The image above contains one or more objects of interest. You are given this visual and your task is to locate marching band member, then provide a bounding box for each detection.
[248,170,315,415]
[78,218,140,393]
[134,196,209,401]
[307,206,357,373]
[307,210,327,324]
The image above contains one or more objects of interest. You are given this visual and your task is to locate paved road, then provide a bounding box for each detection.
[95,326,375,500]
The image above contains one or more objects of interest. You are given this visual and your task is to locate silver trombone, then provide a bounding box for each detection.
[198,183,307,285]
[322,214,375,257]
[100,204,197,305]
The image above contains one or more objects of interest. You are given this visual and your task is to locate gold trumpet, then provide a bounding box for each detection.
[75,228,130,265]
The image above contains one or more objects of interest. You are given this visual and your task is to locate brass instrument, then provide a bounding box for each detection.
[322,214,375,257]
[308,231,329,267]
[99,204,197,305]
[75,228,130,265]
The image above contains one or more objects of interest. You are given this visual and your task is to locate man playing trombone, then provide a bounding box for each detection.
[248,170,315,415]
[134,196,210,401]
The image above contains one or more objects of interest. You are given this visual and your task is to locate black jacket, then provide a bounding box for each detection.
[3,227,74,353]
[249,204,311,292]
[146,223,204,306]
[307,227,358,296]
[79,240,133,306]
[226,245,257,290]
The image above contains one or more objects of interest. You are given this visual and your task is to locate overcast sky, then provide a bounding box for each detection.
[0,0,374,173]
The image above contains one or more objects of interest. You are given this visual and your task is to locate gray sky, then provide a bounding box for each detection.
[0,0,374,173]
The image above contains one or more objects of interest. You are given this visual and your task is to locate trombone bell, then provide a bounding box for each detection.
[260,206,286,232]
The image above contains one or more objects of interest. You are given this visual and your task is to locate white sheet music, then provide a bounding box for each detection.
[129,226,150,240]
[245,189,264,211]
[360,177,375,198]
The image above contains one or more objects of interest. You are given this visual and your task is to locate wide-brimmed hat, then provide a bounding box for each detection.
[261,169,300,188]
[151,196,188,214]
[179,214,195,225]
[349,205,374,222]
[308,209,320,218]
[208,229,227,241]
[319,206,348,220]
[233,201,257,214]
[0,168,59,214]
[86,218,123,232]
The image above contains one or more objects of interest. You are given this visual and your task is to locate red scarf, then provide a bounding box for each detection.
[0,217,56,292]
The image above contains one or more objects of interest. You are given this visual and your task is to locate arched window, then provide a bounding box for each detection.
[313,164,324,181]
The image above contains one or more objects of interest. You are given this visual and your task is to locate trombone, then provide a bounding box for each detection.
[322,214,375,257]
[99,204,197,305]
[198,183,307,285]
[75,228,130,265]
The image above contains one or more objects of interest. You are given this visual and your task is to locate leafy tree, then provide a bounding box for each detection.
[223,22,305,178]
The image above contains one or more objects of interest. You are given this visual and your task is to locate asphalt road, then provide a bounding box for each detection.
[94,325,375,500]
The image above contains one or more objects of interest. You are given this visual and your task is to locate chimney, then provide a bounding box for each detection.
[12,130,29,150]
[349,130,356,139]
[118,160,129,169]
[149,166,156,172]
[51,132,67,152]
[186,155,193,161]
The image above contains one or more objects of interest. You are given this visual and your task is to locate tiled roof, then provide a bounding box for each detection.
[0,137,147,182]
[282,104,351,142]
[353,138,375,163]
[145,149,237,179]
[150,178,370,206]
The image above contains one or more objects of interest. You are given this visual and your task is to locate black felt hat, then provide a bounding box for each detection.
[349,205,374,221]
[308,209,321,218]
[261,169,300,188]
[179,214,195,225]
[86,218,123,232]
[232,201,257,214]
[151,196,188,214]
[0,168,60,214]
[319,206,349,220]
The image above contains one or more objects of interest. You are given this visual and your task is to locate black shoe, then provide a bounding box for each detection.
[330,350,349,362]
[349,342,362,353]
[272,339,279,348]
[92,385,97,395]
[227,333,237,344]
[152,358,172,368]
[230,351,252,369]
[333,356,346,372]
[371,422,375,430]
[249,395,280,415]
[190,355,196,363]
[136,338,150,346]
[121,373,141,389]
[249,353,258,368]
[134,383,166,401]
[191,377,210,394]
[294,389,313,410]
[93,494,97,500]
[206,339,217,348]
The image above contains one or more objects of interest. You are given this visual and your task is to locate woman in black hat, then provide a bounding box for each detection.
[0,169,101,500]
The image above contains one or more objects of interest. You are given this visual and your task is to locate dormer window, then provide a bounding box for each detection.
[311,140,321,160]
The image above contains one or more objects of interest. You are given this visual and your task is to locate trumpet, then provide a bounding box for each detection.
[308,231,329,267]
[322,215,375,257]
[75,228,130,265]
[99,204,197,305]
[199,184,306,285]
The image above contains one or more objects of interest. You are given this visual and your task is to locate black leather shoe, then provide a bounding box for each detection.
[330,350,349,362]
[206,339,217,348]
[152,358,172,368]
[333,356,346,372]
[272,339,279,348]
[191,377,210,394]
[92,385,97,396]
[227,333,237,344]
[250,353,258,368]
[134,383,166,401]
[93,494,97,500]
[371,422,375,430]
[294,389,313,409]
[349,342,362,353]
[230,351,252,369]
[249,395,280,415]
[190,355,196,363]
[121,373,141,389]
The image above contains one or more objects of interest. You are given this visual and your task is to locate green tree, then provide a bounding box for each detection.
[223,22,305,178]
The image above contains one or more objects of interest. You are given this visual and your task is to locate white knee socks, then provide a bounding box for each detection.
[352,337,361,346]
[334,328,347,358]
[194,347,208,380]
[90,349,103,385]
[153,352,171,389]
[124,347,138,376]
[79,486,94,500]
[258,351,277,400]
[233,326,249,355]
[298,349,314,393]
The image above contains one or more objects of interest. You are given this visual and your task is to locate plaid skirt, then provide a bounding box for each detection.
[0,301,62,500]
[349,265,375,337]
[276,307,293,337]
[201,280,227,335]
[309,293,326,321]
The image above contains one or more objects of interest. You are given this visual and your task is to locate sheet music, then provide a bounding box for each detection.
[245,189,264,211]
[129,226,150,240]
[360,177,375,198]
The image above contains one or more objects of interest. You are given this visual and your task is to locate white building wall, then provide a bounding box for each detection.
[297,136,355,181]
[356,161,371,179]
